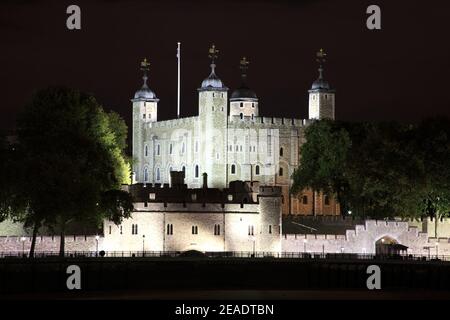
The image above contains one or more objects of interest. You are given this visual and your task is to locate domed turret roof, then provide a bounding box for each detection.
[230,56,258,101]
[134,82,157,100]
[132,58,159,101]
[311,77,330,91]
[201,69,225,89]
[230,85,257,100]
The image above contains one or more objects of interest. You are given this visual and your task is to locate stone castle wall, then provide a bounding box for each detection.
[282,220,450,256]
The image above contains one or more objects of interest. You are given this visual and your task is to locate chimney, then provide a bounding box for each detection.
[202,172,208,189]
[170,170,185,188]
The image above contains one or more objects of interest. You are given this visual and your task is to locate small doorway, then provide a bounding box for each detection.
[375,236,408,255]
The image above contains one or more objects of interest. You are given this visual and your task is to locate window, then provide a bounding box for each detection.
[145,145,148,157]
[235,145,238,151]
[192,226,198,235]
[132,224,138,235]
[248,225,254,236]
[269,225,272,234]
[231,164,236,174]
[144,168,148,182]
[229,145,232,151]
[143,114,146,119]
[240,113,243,119]
[167,224,173,235]
[157,144,160,155]
[109,226,112,234]
[214,224,221,236]
[280,147,284,157]
[324,195,330,205]
[253,146,256,152]
[182,166,186,174]
[182,142,185,154]
[156,167,160,181]
[240,102,243,108]
[212,106,214,111]
[251,114,254,120]
[239,145,242,152]
[255,165,260,175]
[195,165,199,178]
[252,103,255,108]
[195,141,199,153]
[302,195,308,205]
[279,167,283,176]
[169,143,173,154]
[120,225,123,234]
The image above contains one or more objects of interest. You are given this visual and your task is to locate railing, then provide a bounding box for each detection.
[0,250,449,262]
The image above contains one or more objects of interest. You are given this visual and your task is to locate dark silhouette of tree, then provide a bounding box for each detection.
[17,87,133,257]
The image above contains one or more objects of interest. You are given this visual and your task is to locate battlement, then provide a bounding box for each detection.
[134,201,259,213]
[258,186,282,196]
[148,115,198,129]
[229,116,309,128]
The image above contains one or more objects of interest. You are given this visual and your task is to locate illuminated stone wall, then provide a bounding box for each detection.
[282,220,450,256]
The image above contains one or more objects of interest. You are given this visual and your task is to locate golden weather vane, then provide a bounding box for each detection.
[240,56,250,71]
[140,58,150,71]
[208,44,219,62]
[316,48,327,65]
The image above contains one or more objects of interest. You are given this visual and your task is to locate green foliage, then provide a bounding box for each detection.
[15,86,134,253]
[292,118,450,219]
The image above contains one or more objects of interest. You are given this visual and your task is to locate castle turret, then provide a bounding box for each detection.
[132,58,160,183]
[197,44,228,188]
[230,57,258,121]
[257,186,282,254]
[308,49,335,120]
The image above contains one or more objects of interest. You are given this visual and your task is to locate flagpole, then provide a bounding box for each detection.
[177,42,181,118]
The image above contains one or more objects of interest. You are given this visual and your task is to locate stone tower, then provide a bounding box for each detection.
[308,49,335,120]
[132,58,160,182]
[257,186,283,253]
[229,57,259,121]
[197,44,228,188]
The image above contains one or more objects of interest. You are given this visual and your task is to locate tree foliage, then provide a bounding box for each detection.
[292,118,450,219]
[16,86,133,255]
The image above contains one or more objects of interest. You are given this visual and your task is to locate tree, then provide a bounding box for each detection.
[291,120,351,214]
[292,118,449,219]
[17,87,133,257]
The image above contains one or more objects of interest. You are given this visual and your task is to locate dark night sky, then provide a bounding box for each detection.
[1,0,450,132]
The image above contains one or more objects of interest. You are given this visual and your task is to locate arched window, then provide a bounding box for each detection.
[255,165,260,175]
[144,168,148,182]
[156,167,160,181]
[240,102,243,108]
[182,166,186,174]
[240,113,243,119]
[231,164,236,174]
[195,165,199,178]
[302,195,308,205]
[324,195,330,205]
[280,147,284,157]
[157,144,160,155]
[279,167,283,176]
[144,145,148,157]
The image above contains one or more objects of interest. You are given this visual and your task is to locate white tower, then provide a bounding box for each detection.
[229,57,259,121]
[131,58,160,183]
[197,44,228,188]
[308,49,335,120]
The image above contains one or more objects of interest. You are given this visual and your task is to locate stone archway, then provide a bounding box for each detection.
[375,236,408,255]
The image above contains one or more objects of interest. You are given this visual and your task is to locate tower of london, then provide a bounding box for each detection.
[132,45,339,216]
